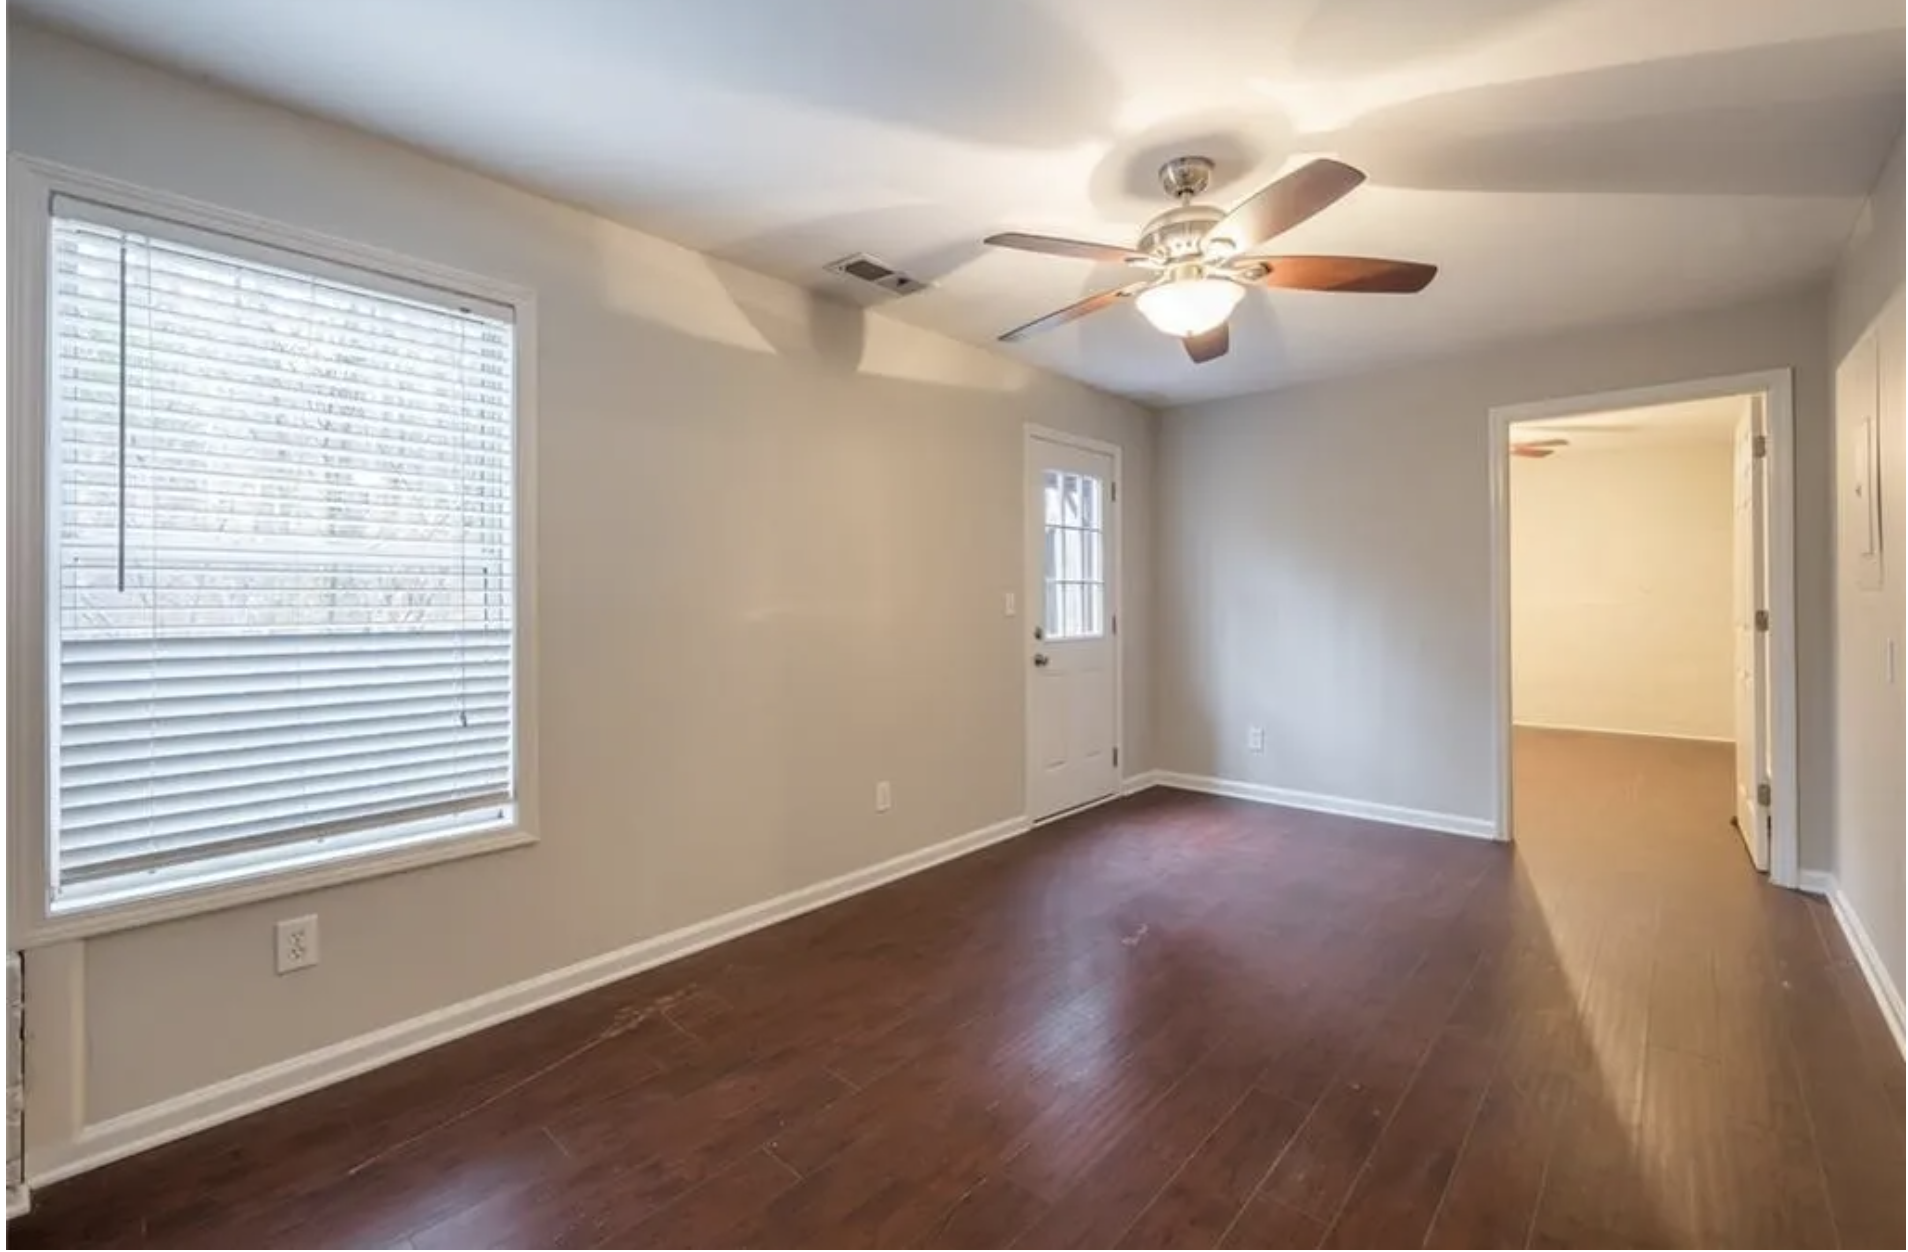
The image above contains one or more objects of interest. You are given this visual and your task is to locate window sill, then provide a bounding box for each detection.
[17,825,538,947]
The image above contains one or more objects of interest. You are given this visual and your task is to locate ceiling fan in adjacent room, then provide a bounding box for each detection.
[982,156,1436,365]
[1510,420,1638,457]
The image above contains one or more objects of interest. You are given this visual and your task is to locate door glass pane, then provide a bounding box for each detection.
[1039,469,1108,642]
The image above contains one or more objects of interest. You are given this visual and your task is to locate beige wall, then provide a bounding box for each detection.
[1156,289,1833,849]
[1510,439,1737,742]
[7,23,1156,1126]
[1829,133,1904,1000]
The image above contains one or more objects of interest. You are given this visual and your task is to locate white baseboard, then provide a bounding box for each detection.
[1798,872,1905,1057]
[1120,770,1160,796]
[1153,772,1499,842]
[25,812,1033,1188]
[6,1185,28,1219]
[1513,720,1733,746]
[1797,869,1836,896]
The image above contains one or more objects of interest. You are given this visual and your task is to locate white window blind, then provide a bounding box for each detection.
[47,200,518,908]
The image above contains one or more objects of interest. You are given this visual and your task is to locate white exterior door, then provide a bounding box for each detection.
[1026,433,1119,822]
[1732,402,1770,870]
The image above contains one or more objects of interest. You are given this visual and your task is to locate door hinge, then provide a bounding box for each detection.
[1112,747,1119,768]
[1757,781,1772,807]
[1752,433,1768,459]
[1109,482,1118,504]
[1111,613,1118,635]
[1754,608,1770,632]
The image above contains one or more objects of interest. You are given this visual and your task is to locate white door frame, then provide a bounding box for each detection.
[1488,369,1798,888]
[1023,424,1124,824]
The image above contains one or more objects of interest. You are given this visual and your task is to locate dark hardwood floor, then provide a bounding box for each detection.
[12,728,1904,1248]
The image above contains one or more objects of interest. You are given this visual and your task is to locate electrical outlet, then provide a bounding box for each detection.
[1247,725,1265,753]
[275,915,319,974]
[875,780,893,813]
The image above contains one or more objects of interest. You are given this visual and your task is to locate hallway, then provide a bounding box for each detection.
[12,732,1903,1248]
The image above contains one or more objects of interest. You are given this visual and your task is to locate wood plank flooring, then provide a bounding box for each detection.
[12,728,1903,1248]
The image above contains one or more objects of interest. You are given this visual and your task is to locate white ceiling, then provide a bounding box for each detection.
[16,0,1904,406]
[1520,396,1748,451]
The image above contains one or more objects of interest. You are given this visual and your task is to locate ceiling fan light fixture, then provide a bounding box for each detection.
[1135,277,1243,338]
[981,157,1434,354]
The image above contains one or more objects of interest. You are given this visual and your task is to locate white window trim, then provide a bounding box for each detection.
[7,156,542,946]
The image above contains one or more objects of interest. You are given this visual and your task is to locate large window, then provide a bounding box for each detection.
[41,194,523,917]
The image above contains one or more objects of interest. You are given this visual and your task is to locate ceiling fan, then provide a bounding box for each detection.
[983,156,1436,364]
[1511,420,1638,457]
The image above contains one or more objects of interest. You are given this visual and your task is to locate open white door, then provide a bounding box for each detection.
[1026,432,1120,822]
[1732,399,1770,870]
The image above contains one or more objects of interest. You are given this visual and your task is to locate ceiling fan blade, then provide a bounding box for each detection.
[1246,255,1438,293]
[997,282,1152,342]
[1511,446,1555,458]
[984,232,1150,266]
[1208,158,1366,254]
[1515,438,1571,449]
[1183,323,1229,364]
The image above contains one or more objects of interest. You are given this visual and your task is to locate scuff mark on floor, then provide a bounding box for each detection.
[822,1064,864,1093]
[660,993,715,1045]
[1121,923,1150,947]
[344,986,696,1176]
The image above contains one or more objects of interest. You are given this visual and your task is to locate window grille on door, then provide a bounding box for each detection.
[1041,470,1105,640]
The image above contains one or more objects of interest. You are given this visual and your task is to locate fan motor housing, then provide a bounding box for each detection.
[1137,203,1223,262]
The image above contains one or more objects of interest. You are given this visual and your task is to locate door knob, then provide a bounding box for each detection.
[1032,653,1051,667]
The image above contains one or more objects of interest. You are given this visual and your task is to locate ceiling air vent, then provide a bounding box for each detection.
[824,253,929,296]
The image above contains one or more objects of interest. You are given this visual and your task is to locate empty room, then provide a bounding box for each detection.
[3,1,1903,1249]
[1507,396,1773,870]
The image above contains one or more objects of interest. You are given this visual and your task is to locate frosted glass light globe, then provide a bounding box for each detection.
[1135,278,1244,337]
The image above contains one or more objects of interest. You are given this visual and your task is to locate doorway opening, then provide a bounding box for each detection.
[1490,371,1798,888]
